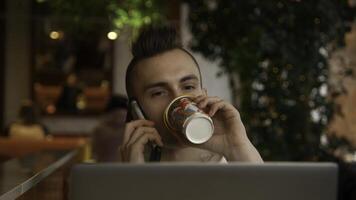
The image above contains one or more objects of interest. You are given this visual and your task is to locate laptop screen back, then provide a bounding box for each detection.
[69,162,337,200]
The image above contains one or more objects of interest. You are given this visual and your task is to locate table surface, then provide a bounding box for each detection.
[0,150,77,200]
[0,137,87,158]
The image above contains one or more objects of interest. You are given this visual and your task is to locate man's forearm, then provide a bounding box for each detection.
[225,141,264,163]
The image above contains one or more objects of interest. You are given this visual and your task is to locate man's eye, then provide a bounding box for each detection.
[151,91,166,97]
[184,85,196,90]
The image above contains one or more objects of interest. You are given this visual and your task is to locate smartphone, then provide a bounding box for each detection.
[130,100,146,120]
[130,100,161,162]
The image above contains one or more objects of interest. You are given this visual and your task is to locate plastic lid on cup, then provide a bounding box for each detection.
[184,115,214,144]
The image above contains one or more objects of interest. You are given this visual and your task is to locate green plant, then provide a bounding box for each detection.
[47,0,166,40]
[186,0,355,160]
[109,0,166,37]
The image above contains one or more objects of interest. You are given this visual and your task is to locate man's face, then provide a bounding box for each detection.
[131,49,205,144]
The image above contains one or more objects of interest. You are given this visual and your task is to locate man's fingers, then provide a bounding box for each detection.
[127,127,155,146]
[194,95,206,103]
[122,120,154,144]
[194,96,239,119]
[120,120,163,163]
[196,96,222,109]
[208,101,226,117]
[126,127,163,147]
[131,133,163,152]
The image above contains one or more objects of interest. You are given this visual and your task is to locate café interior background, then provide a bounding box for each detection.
[1,0,356,161]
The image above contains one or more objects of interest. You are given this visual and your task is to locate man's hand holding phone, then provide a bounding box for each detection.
[119,101,163,163]
[120,120,163,163]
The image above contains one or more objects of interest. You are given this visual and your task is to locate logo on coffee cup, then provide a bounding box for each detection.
[163,95,214,144]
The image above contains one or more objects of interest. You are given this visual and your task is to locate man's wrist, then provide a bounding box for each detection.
[223,137,263,163]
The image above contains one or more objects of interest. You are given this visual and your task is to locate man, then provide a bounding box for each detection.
[119,26,263,163]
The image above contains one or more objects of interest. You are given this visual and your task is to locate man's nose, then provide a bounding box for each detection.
[171,88,184,100]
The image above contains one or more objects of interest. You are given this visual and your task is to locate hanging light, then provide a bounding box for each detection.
[107,31,118,40]
[49,31,60,40]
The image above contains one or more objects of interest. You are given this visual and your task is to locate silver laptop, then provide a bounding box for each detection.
[69,162,338,200]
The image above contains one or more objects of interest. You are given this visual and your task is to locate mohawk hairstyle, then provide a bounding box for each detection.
[131,26,181,59]
[125,25,201,99]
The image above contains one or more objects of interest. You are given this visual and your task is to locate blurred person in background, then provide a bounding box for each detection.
[4,100,49,140]
[57,72,82,113]
[92,95,128,162]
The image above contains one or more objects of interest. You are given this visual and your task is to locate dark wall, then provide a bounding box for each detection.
[0,0,5,130]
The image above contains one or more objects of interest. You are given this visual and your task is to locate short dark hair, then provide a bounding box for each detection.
[125,25,202,99]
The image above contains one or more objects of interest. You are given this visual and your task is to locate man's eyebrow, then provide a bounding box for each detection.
[144,74,199,91]
[144,82,168,91]
[180,74,199,83]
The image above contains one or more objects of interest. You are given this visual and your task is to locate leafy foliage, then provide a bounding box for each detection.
[185,0,355,160]
[47,0,166,40]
